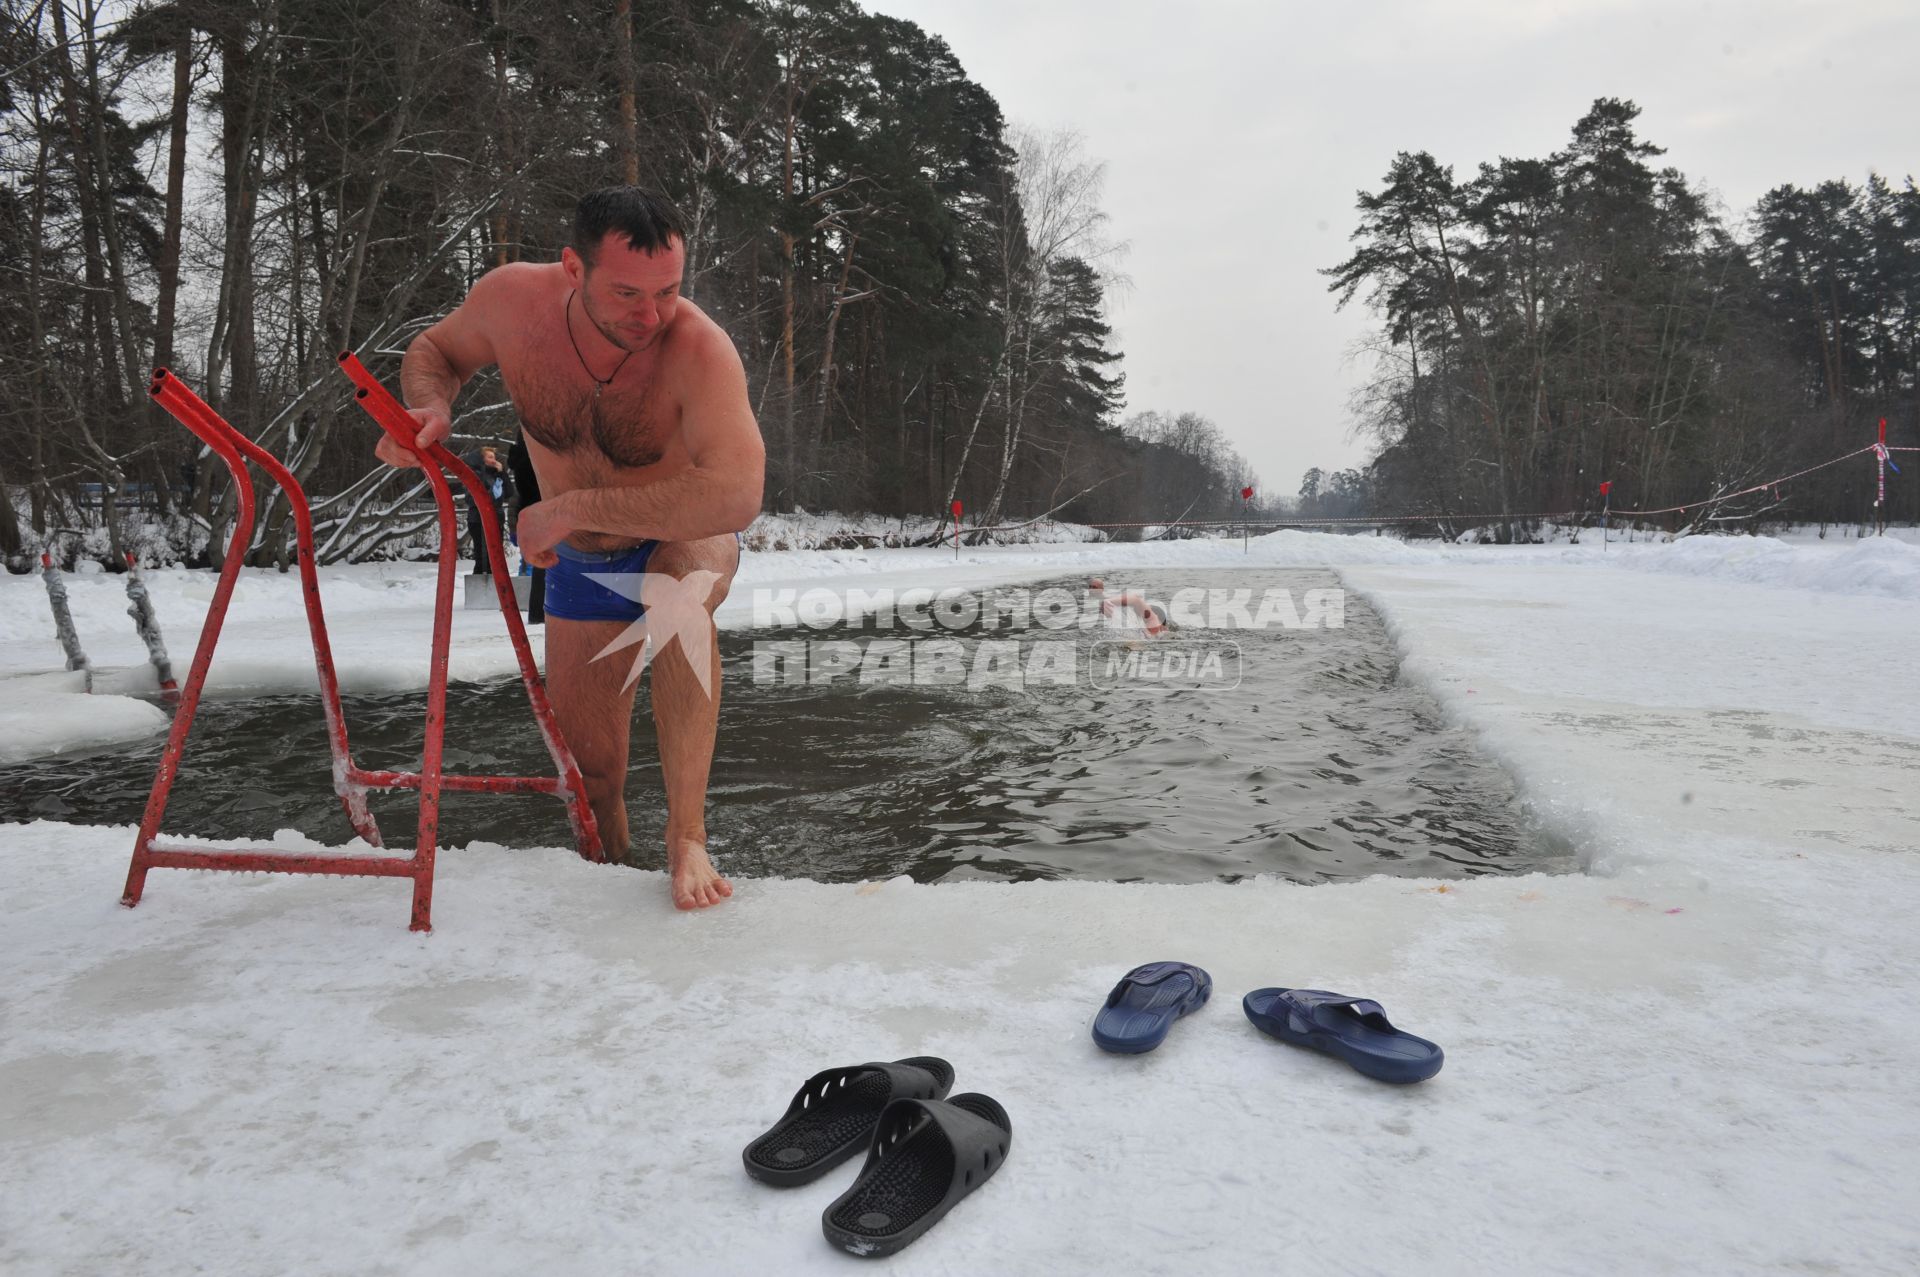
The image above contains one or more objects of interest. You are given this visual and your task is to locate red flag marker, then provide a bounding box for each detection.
[1876,418,1888,516]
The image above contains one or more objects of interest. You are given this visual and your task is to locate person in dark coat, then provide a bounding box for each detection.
[463,445,514,575]
[506,434,545,624]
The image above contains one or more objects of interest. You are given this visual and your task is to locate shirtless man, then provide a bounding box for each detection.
[1087,578,1170,637]
[374,187,764,910]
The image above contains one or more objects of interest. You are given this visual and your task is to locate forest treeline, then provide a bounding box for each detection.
[1326,98,1918,537]
[0,0,1255,569]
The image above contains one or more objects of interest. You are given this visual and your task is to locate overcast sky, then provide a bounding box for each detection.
[871,0,1918,497]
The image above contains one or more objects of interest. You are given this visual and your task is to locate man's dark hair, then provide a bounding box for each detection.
[572,187,687,266]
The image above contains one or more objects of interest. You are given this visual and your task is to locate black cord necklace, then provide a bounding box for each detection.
[566,289,632,399]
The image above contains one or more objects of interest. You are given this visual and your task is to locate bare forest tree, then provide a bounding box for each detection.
[964,125,1126,528]
[1,0,1244,571]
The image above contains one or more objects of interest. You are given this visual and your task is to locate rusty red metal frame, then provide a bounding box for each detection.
[121,365,602,933]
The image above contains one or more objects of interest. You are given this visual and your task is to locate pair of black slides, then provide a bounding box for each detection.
[1091,961,1446,1083]
[742,1057,1010,1259]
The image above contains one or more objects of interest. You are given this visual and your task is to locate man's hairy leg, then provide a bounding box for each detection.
[645,534,740,911]
[544,617,641,860]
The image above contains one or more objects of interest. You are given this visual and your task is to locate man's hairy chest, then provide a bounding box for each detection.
[500,352,680,472]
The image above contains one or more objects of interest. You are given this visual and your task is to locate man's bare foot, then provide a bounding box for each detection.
[667,839,734,910]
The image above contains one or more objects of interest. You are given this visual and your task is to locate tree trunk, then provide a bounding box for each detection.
[943,349,1006,510]
[202,18,277,568]
[149,26,194,508]
[77,2,148,406]
[48,2,123,400]
[615,0,639,184]
[208,27,265,424]
[25,130,52,541]
[813,233,862,438]
[925,377,941,510]
[0,443,22,558]
[780,234,798,505]
[982,312,1037,526]
[778,54,799,508]
[490,0,515,265]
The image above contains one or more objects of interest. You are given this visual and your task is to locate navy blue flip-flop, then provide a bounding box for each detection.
[1243,988,1444,1083]
[1091,961,1212,1054]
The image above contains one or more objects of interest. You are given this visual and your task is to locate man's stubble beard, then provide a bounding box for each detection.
[580,285,664,354]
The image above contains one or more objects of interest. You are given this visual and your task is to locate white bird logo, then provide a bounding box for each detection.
[583,570,723,694]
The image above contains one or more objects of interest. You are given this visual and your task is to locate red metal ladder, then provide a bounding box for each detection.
[122,359,602,932]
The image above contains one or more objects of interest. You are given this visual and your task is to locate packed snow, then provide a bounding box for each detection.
[3,528,1919,1274]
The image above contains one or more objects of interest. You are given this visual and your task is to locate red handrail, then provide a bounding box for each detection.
[336,351,601,861]
[148,371,381,844]
[121,365,602,933]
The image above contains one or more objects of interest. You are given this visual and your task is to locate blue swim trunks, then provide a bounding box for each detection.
[541,535,743,623]
[544,540,659,623]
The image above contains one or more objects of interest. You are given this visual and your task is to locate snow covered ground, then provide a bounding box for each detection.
[3,530,1919,1274]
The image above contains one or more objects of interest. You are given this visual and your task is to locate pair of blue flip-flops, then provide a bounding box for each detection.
[1090,961,1445,1084]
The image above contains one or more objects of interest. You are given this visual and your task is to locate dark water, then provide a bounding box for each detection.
[1,570,1563,885]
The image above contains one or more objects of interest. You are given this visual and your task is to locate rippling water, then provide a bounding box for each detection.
[2,569,1563,885]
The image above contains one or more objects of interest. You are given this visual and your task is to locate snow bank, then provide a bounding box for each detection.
[0,671,170,764]
[1771,522,1920,547]
[1583,532,1920,600]
[744,508,1104,550]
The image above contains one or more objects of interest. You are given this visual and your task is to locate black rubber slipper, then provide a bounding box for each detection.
[742,1057,954,1187]
[821,1093,1013,1258]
